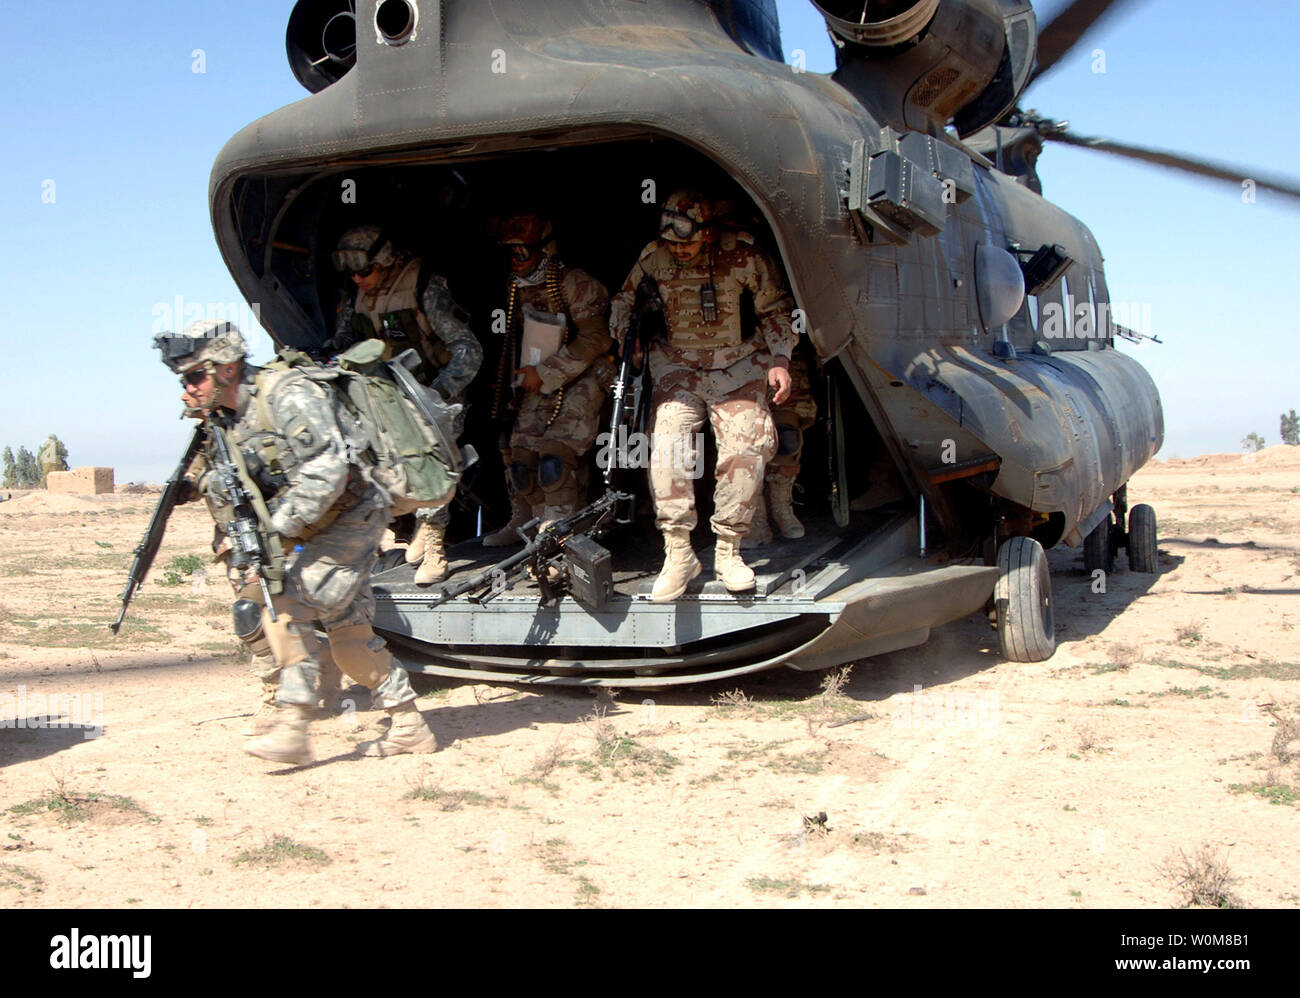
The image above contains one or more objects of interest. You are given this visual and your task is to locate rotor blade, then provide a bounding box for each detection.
[1050,129,1300,202]
[1032,0,1142,83]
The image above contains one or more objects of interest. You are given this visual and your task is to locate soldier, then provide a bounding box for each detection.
[746,349,816,545]
[610,190,795,602]
[157,320,437,765]
[330,225,483,584]
[483,213,614,544]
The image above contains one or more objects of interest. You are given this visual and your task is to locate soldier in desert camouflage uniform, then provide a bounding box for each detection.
[610,190,795,602]
[482,213,614,544]
[157,320,437,766]
[746,348,816,545]
[330,225,483,584]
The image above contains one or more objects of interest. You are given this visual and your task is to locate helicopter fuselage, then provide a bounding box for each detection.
[209,0,1162,684]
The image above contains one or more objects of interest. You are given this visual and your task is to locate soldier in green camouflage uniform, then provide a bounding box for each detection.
[330,225,483,583]
[483,213,615,544]
[158,320,437,766]
[610,190,795,602]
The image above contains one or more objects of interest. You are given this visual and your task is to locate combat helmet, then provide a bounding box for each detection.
[154,320,248,374]
[332,225,397,274]
[658,189,713,243]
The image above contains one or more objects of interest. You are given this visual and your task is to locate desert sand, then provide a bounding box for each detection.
[1,447,1297,908]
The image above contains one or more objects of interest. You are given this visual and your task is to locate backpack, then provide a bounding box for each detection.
[262,340,468,517]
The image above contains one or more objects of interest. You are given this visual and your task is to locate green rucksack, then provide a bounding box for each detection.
[266,340,467,516]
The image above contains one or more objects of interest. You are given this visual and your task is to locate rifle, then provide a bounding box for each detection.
[433,489,630,611]
[110,426,206,634]
[208,420,285,619]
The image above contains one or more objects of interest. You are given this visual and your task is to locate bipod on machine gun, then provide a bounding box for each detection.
[434,489,631,612]
[110,426,206,634]
[602,274,663,523]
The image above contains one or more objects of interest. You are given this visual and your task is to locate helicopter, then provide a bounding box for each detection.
[206,0,1297,687]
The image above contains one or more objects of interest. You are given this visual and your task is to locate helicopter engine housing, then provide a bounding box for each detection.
[813,0,1037,136]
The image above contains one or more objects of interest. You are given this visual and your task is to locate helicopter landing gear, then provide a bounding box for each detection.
[994,536,1056,662]
[1127,503,1159,574]
[1083,516,1114,574]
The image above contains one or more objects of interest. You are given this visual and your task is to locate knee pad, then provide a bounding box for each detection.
[232,599,271,659]
[538,454,569,489]
[507,462,534,495]
[327,622,392,690]
[262,606,313,669]
[776,424,803,458]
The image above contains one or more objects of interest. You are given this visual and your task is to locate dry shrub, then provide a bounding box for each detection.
[1157,844,1241,909]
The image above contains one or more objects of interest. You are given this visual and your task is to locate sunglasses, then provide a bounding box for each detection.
[180,368,209,387]
[352,264,377,278]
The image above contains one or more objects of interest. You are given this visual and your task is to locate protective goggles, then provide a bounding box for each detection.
[154,333,202,372]
[501,240,544,262]
[180,367,210,387]
[659,209,703,241]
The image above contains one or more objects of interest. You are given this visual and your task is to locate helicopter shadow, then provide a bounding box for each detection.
[0,722,104,768]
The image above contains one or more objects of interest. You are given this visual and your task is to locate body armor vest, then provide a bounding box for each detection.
[352,258,453,370]
[645,238,745,351]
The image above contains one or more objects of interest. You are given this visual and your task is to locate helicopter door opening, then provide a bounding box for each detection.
[233,136,907,574]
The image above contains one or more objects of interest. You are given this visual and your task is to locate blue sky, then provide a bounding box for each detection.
[1,0,1297,483]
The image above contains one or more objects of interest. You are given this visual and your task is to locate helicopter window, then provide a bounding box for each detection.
[1085,274,1098,341]
[1059,273,1071,339]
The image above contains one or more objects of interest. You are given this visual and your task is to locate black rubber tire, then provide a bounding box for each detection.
[1083,517,1114,575]
[1128,503,1159,573]
[995,536,1056,662]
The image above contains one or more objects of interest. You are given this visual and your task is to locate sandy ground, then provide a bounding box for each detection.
[1,448,1297,909]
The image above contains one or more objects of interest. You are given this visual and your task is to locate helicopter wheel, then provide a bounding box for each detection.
[995,536,1056,662]
[1083,517,1114,575]
[1127,504,1159,574]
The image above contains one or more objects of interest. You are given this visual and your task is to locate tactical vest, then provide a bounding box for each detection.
[352,258,453,370]
[643,234,746,351]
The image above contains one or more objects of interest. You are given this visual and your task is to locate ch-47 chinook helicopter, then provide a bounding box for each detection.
[208,0,1298,687]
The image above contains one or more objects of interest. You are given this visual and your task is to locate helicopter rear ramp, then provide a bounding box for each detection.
[372,511,998,687]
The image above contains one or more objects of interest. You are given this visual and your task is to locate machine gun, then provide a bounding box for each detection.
[207,420,285,618]
[603,275,663,522]
[435,489,631,611]
[110,426,207,634]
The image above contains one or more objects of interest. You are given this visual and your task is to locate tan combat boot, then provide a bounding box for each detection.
[413,522,448,585]
[714,535,756,592]
[767,476,805,539]
[742,493,773,549]
[404,519,434,564]
[360,701,437,757]
[240,676,279,737]
[651,529,702,603]
[243,704,313,765]
[482,494,531,547]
